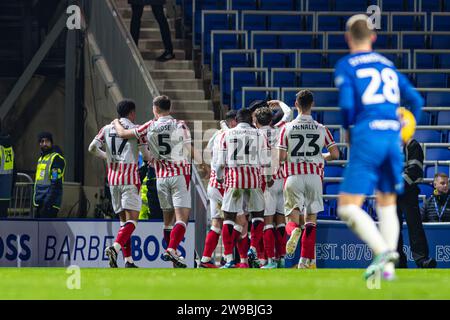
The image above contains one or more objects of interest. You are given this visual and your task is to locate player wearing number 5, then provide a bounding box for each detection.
[89,99,151,268]
[334,15,423,280]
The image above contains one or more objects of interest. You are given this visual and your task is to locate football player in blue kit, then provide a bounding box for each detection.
[334,15,424,280]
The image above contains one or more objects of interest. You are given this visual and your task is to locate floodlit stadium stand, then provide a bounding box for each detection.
[187,0,450,220]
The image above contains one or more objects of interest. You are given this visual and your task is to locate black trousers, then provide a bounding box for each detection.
[34,205,59,218]
[130,4,173,53]
[397,186,430,268]
[0,201,9,218]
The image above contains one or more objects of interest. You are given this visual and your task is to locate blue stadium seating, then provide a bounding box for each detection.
[382,0,414,11]
[202,11,238,65]
[414,129,443,143]
[402,32,429,50]
[415,73,449,88]
[421,0,445,12]
[328,32,399,50]
[220,50,256,105]
[322,111,342,125]
[231,68,268,109]
[300,71,333,87]
[426,147,450,161]
[324,165,344,177]
[305,0,330,11]
[414,51,450,69]
[241,87,279,109]
[209,31,247,81]
[418,183,434,198]
[431,33,450,49]
[432,14,450,31]
[259,0,298,11]
[252,31,324,50]
[230,0,258,10]
[425,91,450,107]
[418,111,432,125]
[437,111,450,125]
[425,165,450,179]
[335,0,378,12]
[392,13,426,31]
[193,0,227,46]
[272,69,299,87]
[261,50,297,70]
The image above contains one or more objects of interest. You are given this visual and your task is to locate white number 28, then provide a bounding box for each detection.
[357,67,400,105]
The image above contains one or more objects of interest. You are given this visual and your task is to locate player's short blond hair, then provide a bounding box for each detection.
[346,14,375,43]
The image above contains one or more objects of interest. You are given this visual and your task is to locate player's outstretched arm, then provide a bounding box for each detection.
[112,119,137,139]
[268,100,293,126]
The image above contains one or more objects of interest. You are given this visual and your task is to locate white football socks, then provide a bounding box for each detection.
[338,204,388,255]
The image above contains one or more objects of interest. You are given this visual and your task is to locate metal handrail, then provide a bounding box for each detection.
[431,12,450,32]
[250,30,326,50]
[413,49,450,69]
[10,173,34,218]
[390,12,427,32]
[241,86,280,109]
[241,10,315,31]
[230,67,268,109]
[211,30,248,71]
[260,49,298,70]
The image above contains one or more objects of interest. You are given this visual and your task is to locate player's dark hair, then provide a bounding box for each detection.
[296,89,314,111]
[153,95,171,111]
[117,99,136,118]
[236,108,252,125]
[435,172,449,180]
[255,107,272,126]
[271,110,283,126]
[225,110,237,126]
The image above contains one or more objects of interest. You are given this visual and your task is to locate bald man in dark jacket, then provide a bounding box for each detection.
[129,0,174,62]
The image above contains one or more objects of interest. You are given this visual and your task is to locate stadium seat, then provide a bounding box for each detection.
[306,0,330,11]
[382,0,414,11]
[392,13,426,32]
[432,14,450,31]
[431,33,450,49]
[231,68,268,109]
[193,0,227,46]
[230,0,258,10]
[299,51,326,68]
[241,87,279,109]
[317,14,350,32]
[261,50,297,70]
[402,33,429,50]
[202,11,238,65]
[425,147,450,161]
[280,33,324,50]
[313,90,339,107]
[437,111,450,125]
[416,73,449,88]
[210,31,247,80]
[322,111,342,125]
[418,183,434,198]
[418,111,432,126]
[335,0,377,12]
[324,165,344,177]
[413,50,450,69]
[425,91,450,107]
[269,13,312,31]
[425,165,450,178]
[414,129,443,143]
[420,0,445,12]
[300,71,333,87]
[326,51,347,67]
[259,0,298,11]
[272,69,299,87]
[220,50,256,105]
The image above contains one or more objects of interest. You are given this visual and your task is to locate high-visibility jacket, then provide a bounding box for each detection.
[33,151,65,209]
[0,144,14,201]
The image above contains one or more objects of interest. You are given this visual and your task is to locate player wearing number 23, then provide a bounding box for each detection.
[334,40,423,196]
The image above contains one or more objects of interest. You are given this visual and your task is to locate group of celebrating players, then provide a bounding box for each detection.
[88,13,424,280]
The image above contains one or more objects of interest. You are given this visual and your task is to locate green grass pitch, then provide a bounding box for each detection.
[1,268,449,300]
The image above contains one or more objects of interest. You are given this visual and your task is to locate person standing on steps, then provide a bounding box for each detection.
[128,0,175,62]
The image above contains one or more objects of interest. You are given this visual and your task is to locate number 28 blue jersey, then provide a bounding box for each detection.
[334,51,424,195]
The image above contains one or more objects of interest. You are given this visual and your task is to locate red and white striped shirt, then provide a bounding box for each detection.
[218,123,271,189]
[135,115,192,179]
[208,130,225,189]
[94,118,145,186]
[277,114,336,178]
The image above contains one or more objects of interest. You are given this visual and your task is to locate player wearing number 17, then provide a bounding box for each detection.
[89,99,151,268]
[334,15,424,280]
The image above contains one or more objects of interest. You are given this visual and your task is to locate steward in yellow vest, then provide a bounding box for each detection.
[33,132,66,218]
[0,120,15,218]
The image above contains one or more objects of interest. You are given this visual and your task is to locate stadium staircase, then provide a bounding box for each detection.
[115,0,219,148]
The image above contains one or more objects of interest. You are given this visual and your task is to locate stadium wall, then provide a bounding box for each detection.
[0,219,195,268]
[1,220,448,268]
